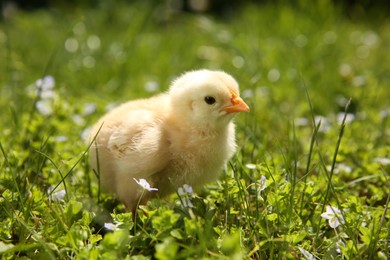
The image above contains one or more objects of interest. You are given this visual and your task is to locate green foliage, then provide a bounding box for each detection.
[1,1,390,258]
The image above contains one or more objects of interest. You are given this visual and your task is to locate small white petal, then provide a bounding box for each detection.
[321,212,332,220]
[258,175,267,193]
[321,205,344,228]
[36,79,43,88]
[298,247,315,260]
[81,127,91,141]
[133,178,158,191]
[374,157,390,165]
[185,197,193,208]
[336,163,352,173]
[329,218,340,228]
[139,179,149,188]
[72,115,86,126]
[42,75,55,90]
[55,136,68,142]
[36,100,53,116]
[379,108,390,118]
[183,184,193,194]
[83,103,97,115]
[337,112,355,125]
[49,188,66,202]
[178,184,194,208]
[329,205,341,214]
[40,89,55,100]
[315,115,331,133]
[245,163,257,170]
[104,223,117,231]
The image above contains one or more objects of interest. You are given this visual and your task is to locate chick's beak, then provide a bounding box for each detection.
[222,91,250,113]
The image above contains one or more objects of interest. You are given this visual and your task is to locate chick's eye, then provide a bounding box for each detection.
[204,96,216,105]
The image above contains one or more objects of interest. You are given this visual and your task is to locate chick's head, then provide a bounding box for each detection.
[169,70,249,130]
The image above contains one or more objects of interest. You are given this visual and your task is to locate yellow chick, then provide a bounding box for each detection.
[88,69,249,211]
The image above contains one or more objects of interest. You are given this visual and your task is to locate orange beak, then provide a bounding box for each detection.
[222,90,250,113]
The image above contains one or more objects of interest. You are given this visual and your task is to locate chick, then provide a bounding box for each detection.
[88,69,249,211]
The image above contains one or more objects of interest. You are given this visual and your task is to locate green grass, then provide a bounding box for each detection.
[1,1,390,258]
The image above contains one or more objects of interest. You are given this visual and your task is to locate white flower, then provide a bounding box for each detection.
[328,163,352,174]
[104,222,119,231]
[321,205,345,228]
[257,175,267,194]
[36,75,55,91]
[183,184,193,194]
[379,108,390,119]
[55,136,68,142]
[83,103,97,115]
[39,89,55,99]
[81,127,91,141]
[298,247,315,260]
[36,100,53,116]
[315,115,331,133]
[48,187,66,202]
[337,112,355,125]
[133,178,158,191]
[374,157,390,165]
[72,114,86,126]
[33,75,57,116]
[178,184,194,208]
[245,163,258,170]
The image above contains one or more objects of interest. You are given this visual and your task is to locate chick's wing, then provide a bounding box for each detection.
[90,96,170,180]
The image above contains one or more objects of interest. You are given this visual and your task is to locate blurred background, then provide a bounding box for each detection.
[1,0,389,120]
[2,0,390,15]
